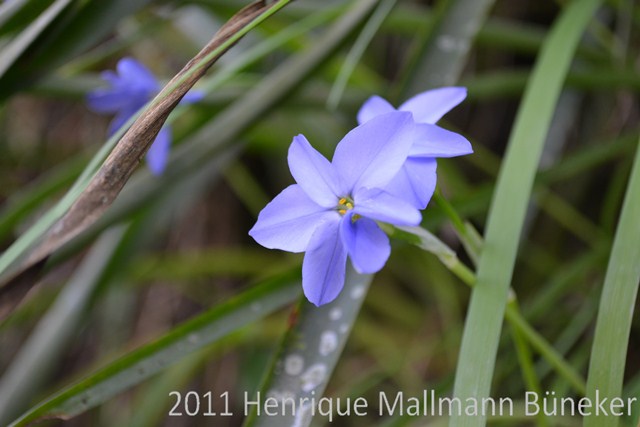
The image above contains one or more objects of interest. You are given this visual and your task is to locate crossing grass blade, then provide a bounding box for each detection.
[584,139,640,427]
[0,0,294,319]
[7,270,301,427]
[449,1,602,426]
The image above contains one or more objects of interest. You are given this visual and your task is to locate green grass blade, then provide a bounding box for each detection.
[399,0,496,97]
[0,0,153,98]
[0,0,73,79]
[381,224,476,286]
[584,139,640,427]
[326,0,397,110]
[450,1,602,426]
[7,270,301,426]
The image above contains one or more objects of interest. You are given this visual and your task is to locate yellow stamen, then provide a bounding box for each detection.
[339,209,347,215]
[346,202,354,209]
[338,198,347,205]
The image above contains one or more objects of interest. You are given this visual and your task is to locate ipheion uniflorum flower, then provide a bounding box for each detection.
[250,88,473,306]
[86,57,203,175]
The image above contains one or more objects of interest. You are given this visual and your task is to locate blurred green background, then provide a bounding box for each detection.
[0,0,638,426]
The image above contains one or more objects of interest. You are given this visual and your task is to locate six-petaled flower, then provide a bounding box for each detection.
[250,88,473,306]
[249,112,423,306]
[87,57,203,175]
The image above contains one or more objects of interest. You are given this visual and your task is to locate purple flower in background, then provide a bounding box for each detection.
[358,87,473,209]
[249,112,422,306]
[87,57,203,175]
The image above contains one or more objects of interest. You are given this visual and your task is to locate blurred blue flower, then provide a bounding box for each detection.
[250,112,422,306]
[87,57,203,175]
[358,87,473,209]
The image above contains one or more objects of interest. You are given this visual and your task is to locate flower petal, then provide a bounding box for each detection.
[100,70,121,86]
[340,213,390,274]
[354,188,422,226]
[399,87,467,124]
[288,134,344,207]
[409,123,473,158]
[117,57,159,91]
[249,185,338,253]
[302,219,348,306]
[180,90,205,105]
[356,95,395,125]
[333,111,414,192]
[87,89,130,114]
[384,157,437,209]
[146,126,171,175]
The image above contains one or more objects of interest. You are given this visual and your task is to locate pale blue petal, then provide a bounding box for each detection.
[333,111,414,193]
[354,188,422,226]
[409,123,473,158]
[146,126,171,175]
[384,157,437,209]
[356,95,395,125]
[302,219,348,306]
[101,70,121,86]
[180,90,205,104]
[288,134,345,208]
[340,213,390,274]
[117,57,159,91]
[86,88,132,113]
[249,185,338,253]
[399,87,466,124]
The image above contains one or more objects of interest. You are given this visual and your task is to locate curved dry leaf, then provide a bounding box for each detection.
[0,0,286,320]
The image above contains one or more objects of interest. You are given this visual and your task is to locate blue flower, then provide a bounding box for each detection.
[358,87,473,209]
[249,112,422,306]
[87,57,203,175]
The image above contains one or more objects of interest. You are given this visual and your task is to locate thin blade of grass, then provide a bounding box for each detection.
[326,0,397,110]
[398,0,496,97]
[584,139,640,427]
[449,1,602,426]
[0,0,156,98]
[0,0,73,78]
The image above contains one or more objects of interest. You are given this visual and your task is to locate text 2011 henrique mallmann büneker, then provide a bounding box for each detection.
[168,389,637,421]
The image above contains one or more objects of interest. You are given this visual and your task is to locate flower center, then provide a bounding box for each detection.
[336,197,361,222]
[337,197,354,215]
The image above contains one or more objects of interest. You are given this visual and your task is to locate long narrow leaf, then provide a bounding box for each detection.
[0,0,73,78]
[584,139,640,427]
[450,2,601,426]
